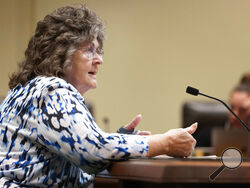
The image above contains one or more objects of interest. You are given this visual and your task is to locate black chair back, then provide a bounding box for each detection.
[182,100,228,146]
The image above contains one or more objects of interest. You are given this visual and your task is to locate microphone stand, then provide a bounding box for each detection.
[186,86,250,132]
[199,92,250,132]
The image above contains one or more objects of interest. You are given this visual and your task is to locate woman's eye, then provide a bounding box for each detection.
[86,47,93,53]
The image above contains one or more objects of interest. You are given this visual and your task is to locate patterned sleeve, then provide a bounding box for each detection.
[33,81,149,174]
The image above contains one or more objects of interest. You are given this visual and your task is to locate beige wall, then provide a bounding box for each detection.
[0,0,34,94]
[0,0,249,133]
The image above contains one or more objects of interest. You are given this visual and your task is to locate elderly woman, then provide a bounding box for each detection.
[0,5,197,187]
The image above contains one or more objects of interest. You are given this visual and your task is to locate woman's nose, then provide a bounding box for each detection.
[93,54,103,65]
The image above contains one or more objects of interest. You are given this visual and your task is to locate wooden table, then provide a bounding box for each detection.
[95,157,250,188]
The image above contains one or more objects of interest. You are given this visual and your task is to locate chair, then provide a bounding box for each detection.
[182,100,228,147]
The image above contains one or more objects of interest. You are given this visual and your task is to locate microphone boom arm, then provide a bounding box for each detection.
[199,92,250,132]
[186,86,250,132]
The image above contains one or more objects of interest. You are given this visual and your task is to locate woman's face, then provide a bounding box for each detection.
[65,39,103,94]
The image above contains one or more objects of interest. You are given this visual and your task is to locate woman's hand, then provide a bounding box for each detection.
[147,123,198,157]
[123,114,151,135]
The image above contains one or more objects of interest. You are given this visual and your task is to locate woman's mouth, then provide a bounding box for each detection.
[88,71,97,78]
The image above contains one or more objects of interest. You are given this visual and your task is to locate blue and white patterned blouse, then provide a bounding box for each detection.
[0,76,148,187]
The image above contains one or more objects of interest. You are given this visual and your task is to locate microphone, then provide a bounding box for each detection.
[186,86,250,132]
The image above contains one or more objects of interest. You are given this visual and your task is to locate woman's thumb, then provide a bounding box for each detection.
[185,122,198,134]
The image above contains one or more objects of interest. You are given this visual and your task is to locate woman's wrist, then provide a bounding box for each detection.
[146,134,168,157]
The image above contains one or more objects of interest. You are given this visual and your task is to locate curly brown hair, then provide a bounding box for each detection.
[9,5,105,89]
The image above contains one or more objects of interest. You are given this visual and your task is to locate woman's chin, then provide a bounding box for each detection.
[90,82,98,89]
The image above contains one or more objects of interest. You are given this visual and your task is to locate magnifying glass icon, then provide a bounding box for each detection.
[209,147,242,181]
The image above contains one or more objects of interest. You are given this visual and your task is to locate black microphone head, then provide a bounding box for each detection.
[186,86,199,96]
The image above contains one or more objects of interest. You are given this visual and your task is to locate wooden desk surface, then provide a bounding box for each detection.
[98,157,250,184]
